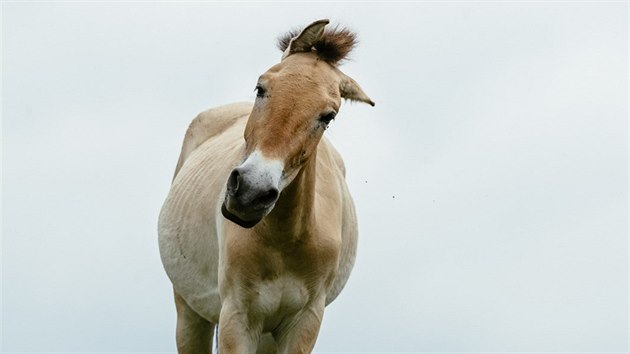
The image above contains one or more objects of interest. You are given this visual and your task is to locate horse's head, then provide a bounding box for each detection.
[221,19,374,228]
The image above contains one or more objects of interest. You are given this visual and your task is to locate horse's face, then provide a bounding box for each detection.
[221,20,373,228]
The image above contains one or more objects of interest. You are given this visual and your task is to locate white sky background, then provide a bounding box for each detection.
[2,1,627,353]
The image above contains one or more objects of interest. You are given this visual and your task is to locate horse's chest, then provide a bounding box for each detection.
[251,275,310,328]
[225,234,339,328]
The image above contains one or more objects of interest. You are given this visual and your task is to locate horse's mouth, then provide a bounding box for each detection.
[221,202,262,229]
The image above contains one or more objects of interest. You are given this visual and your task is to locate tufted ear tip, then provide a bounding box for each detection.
[282,19,330,60]
[313,18,330,26]
[356,97,375,107]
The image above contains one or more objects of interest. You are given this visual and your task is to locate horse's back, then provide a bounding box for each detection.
[173,102,253,179]
[159,102,252,322]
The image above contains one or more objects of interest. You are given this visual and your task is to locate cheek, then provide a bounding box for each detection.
[289,127,323,167]
[278,147,311,189]
[289,149,308,169]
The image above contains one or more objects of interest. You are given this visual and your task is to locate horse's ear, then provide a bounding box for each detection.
[282,19,329,60]
[339,71,375,107]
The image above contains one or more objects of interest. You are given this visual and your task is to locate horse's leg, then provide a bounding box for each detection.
[218,301,261,353]
[174,289,214,354]
[275,301,325,354]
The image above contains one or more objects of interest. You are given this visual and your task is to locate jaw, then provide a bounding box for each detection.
[221,202,262,229]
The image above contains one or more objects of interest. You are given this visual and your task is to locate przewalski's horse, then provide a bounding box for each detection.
[158,19,374,353]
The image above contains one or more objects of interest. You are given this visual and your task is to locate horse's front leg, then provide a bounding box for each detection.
[174,290,214,354]
[275,298,326,354]
[218,300,262,354]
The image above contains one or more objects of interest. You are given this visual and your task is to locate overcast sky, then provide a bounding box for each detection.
[2,2,627,353]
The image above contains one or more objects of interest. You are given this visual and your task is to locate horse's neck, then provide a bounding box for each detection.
[256,153,317,244]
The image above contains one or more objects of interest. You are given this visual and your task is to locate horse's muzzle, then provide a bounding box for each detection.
[221,166,280,228]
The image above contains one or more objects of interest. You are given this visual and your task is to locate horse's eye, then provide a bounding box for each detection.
[255,85,266,98]
[319,112,336,126]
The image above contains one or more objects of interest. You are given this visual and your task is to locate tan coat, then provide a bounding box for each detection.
[158,19,372,353]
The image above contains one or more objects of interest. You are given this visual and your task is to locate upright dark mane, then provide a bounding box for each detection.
[277,25,357,65]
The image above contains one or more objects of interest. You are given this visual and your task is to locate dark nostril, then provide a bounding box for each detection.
[252,188,279,208]
[227,169,240,196]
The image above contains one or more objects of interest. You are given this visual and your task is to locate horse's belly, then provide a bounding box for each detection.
[158,189,222,322]
[159,134,244,322]
[158,202,222,322]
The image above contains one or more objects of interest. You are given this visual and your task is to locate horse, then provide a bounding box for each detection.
[158,19,374,354]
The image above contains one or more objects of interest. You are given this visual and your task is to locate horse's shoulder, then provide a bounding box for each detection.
[173,102,253,180]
